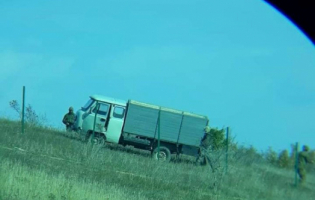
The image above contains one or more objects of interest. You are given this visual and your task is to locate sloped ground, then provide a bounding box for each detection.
[0,118,314,200]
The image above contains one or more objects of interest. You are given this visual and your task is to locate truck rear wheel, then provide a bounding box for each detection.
[152,146,171,162]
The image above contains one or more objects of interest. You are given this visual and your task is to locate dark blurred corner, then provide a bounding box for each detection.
[265,0,315,45]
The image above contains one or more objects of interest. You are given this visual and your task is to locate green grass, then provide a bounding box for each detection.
[0,118,314,200]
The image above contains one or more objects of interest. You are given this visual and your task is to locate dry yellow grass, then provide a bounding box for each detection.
[0,118,314,200]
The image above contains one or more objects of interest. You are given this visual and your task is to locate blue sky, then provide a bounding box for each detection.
[0,0,314,152]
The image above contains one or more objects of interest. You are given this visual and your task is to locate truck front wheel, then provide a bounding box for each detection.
[152,146,171,162]
[86,131,106,146]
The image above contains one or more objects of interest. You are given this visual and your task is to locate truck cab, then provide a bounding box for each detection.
[74,95,127,144]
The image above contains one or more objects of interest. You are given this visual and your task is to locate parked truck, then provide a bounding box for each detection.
[74,94,209,161]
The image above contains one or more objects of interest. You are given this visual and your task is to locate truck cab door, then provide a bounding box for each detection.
[105,105,125,144]
[82,102,110,134]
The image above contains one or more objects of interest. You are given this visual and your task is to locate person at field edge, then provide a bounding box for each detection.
[296,145,313,185]
[62,107,76,132]
[196,126,215,172]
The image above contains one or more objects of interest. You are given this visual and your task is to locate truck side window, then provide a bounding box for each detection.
[92,103,109,116]
[113,107,125,119]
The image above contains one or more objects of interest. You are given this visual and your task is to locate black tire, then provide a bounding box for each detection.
[93,135,106,146]
[87,131,106,146]
[152,146,171,162]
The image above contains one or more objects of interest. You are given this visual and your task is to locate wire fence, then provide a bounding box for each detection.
[16,86,301,187]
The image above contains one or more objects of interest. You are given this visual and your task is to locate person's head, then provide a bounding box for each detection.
[69,107,74,113]
[303,145,310,152]
[204,126,211,134]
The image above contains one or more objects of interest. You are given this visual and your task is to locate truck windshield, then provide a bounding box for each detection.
[82,99,95,111]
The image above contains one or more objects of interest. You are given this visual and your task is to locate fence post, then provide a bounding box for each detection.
[225,127,229,174]
[21,86,26,134]
[157,108,161,160]
[294,142,299,187]
[92,102,100,143]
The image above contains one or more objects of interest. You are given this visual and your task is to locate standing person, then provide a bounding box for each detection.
[296,145,313,185]
[196,126,215,172]
[62,107,76,132]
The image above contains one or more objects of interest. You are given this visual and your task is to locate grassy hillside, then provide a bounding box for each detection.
[0,118,314,200]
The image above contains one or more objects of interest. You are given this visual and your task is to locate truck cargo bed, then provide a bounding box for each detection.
[123,100,208,147]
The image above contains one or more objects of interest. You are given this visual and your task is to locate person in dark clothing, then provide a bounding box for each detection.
[296,145,313,185]
[62,107,76,131]
[196,126,215,172]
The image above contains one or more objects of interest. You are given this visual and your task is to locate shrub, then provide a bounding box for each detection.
[9,100,47,127]
[265,147,278,165]
[278,150,291,168]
